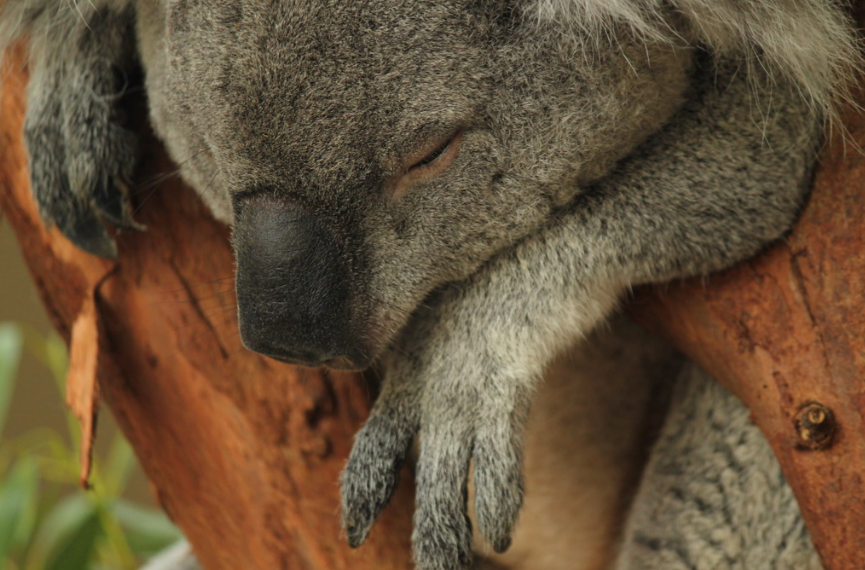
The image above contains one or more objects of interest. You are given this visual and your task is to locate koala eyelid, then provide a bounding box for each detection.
[390,131,463,201]
[410,139,451,170]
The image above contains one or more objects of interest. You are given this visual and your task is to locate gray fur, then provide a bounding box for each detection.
[534,0,860,120]
[1,0,139,257]
[343,55,821,569]
[2,1,859,570]
[615,364,821,570]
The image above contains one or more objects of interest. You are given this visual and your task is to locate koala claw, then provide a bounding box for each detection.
[472,428,524,554]
[410,418,476,570]
[342,307,529,569]
[92,176,146,232]
[35,171,142,259]
[341,410,419,548]
[58,199,120,260]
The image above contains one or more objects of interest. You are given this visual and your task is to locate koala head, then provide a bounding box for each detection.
[138,0,693,369]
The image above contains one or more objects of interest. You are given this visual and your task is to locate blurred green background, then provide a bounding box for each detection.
[0,223,181,570]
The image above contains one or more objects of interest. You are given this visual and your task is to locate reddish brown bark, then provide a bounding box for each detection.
[0,47,414,570]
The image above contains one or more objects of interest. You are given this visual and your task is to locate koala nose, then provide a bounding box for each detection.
[233,195,358,368]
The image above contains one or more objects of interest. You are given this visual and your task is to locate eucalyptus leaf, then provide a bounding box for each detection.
[0,323,23,437]
[103,437,135,498]
[0,457,39,564]
[28,495,94,570]
[112,500,182,556]
[43,333,69,391]
[43,509,103,570]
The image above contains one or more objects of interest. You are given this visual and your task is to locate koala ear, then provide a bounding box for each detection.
[532,0,861,118]
[0,0,60,58]
[0,0,135,62]
[670,0,860,117]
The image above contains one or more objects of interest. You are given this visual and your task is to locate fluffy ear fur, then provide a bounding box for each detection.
[532,0,862,119]
[4,0,860,117]
[0,0,133,64]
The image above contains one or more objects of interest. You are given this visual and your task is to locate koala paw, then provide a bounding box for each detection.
[24,55,141,258]
[341,301,531,570]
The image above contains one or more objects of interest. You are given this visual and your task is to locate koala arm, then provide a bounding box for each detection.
[1,0,140,258]
[342,58,820,570]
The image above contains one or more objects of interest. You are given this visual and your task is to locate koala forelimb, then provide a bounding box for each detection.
[1,0,139,258]
[341,56,820,570]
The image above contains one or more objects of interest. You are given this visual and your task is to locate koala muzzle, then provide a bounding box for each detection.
[234,195,360,369]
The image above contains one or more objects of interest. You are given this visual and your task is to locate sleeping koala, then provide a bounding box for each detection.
[1,1,859,569]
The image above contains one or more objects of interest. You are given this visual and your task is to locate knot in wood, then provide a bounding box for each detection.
[794,402,836,450]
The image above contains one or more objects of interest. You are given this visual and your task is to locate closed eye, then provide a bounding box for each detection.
[409,139,451,170]
[391,131,463,200]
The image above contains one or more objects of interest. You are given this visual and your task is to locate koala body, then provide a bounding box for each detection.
[1,1,859,569]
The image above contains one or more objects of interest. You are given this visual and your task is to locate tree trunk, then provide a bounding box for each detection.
[2,22,865,570]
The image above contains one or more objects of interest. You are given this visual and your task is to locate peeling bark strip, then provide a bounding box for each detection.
[66,298,101,489]
[66,267,121,489]
[67,285,102,488]
[0,46,414,570]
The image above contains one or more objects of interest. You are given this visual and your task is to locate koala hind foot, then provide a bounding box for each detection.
[23,6,141,258]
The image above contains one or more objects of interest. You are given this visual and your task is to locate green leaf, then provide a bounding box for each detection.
[43,333,69,393]
[0,457,39,563]
[28,495,94,570]
[0,323,23,437]
[43,509,103,570]
[112,500,182,556]
[103,437,135,498]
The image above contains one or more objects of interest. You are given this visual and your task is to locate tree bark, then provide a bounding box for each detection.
[2,23,865,570]
[0,47,414,570]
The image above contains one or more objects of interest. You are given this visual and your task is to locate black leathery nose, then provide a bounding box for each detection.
[234,194,353,366]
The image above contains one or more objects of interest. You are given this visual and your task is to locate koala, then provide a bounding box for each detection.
[1,1,859,570]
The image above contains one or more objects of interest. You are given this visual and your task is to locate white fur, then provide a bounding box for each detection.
[532,0,860,118]
[0,0,133,64]
[3,0,859,117]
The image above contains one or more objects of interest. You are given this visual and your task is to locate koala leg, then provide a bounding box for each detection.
[614,364,822,570]
[11,1,140,257]
[342,56,821,570]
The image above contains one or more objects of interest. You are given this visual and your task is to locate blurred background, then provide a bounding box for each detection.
[0,223,181,570]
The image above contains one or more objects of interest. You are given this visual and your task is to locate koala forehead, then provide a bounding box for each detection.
[166,0,494,193]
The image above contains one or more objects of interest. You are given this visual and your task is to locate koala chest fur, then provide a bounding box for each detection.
[1,1,860,569]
